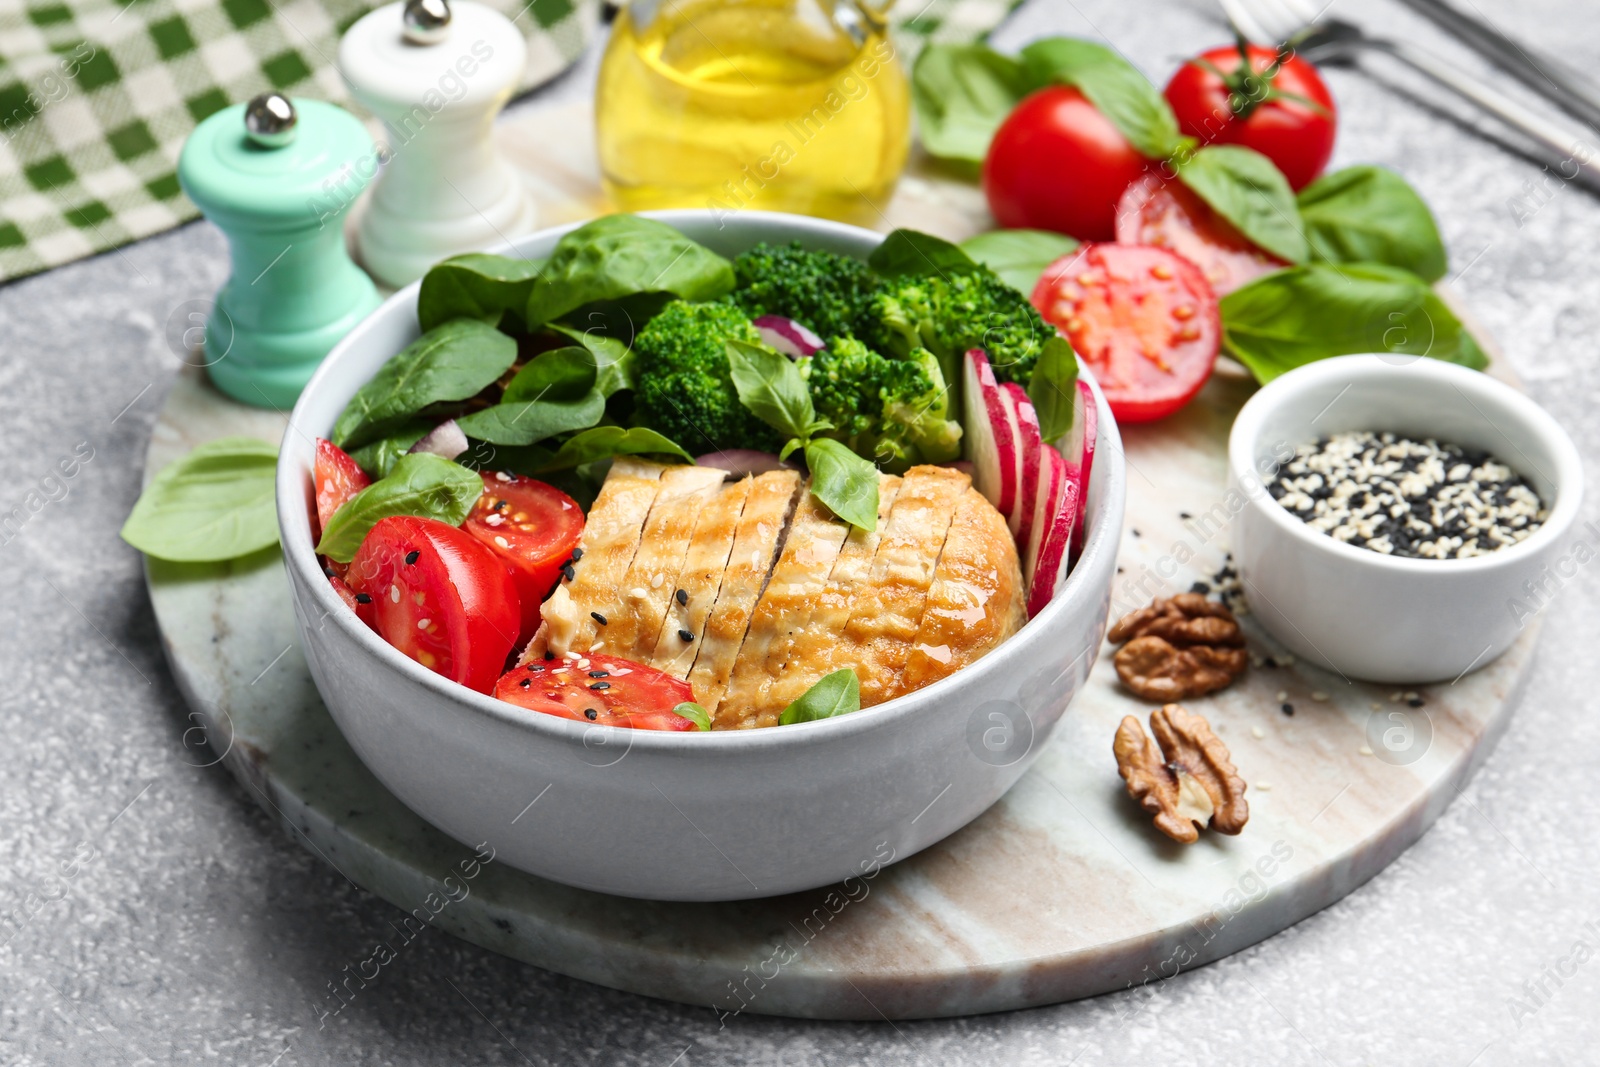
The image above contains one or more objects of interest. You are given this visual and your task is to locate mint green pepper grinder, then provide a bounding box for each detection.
[178,93,383,408]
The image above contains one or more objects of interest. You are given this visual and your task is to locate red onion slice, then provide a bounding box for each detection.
[753,315,825,359]
[695,450,798,477]
[407,419,468,461]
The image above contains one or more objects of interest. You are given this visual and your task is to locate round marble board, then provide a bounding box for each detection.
[144,102,1537,1020]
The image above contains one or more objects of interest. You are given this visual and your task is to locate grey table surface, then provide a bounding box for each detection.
[4,0,1599,1063]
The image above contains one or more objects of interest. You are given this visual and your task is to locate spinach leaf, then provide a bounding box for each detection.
[868,228,981,278]
[725,339,824,441]
[332,319,517,451]
[455,391,605,447]
[549,324,636,396]
[417,253,545,333]
[457,440,556,476]
[525,216,735,329]
[120,437,279,562]
[1220,262,1488,383]
[506,346,597,403]
[911,44,1033,166]
[315,452,484,563]
[778,668,862,725]
[1297,166,1448,282]
[1026,336,1081,443]
[538,426,694,472]
[959,229,1079,294]
[349,420,430,479]
[672,702,713,731]
[1176,145,1308,264]
[1019,37,1187,159]
[804,438,880,531]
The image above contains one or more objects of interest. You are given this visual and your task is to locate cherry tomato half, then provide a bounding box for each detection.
[1164,44,1337,192]
[1031,244,1220,423]
[463,472,584,645]
[314,438,370,541]
[494,654,697,731]
[346,516,520,694]
[983,86,1150,241]
[1115,172,1286,296]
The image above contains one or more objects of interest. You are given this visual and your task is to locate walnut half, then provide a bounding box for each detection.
[1109,593,1248,701]
[1114,704,1249,844]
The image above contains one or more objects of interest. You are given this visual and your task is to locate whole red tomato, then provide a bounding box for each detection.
[1164,43,1337,191]
[982,85,1149,241]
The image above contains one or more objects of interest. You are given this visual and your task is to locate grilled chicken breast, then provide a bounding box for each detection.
[648,474,753,677]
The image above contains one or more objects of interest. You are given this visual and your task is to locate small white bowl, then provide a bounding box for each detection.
[276,210,1126,901]
[1228,354,1583,684]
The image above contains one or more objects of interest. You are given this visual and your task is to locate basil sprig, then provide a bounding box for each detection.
[315,452,485,563]
[332,318,517,451]
[1219,263,1488,383]
[1027,336,1080,444]
[454,347,607,446]
[1297,166,1448,282]
[417,253,545,333]
[868,228,982,278]
[1019,38,1188,159]
[120,437,279,562]
[672,702,713,731]
[1175,145,1308,264]
[537,426,693,472]
[910,44,1034,166]
[725,340,881,531]
[779,669,862,725]
[958,229,1079,295]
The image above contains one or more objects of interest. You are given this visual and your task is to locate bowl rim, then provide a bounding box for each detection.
[276,209,1127,755]
[1227,353,1584,575]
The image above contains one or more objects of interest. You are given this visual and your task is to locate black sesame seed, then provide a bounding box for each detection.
[405,550,420,565]
[584,708,598,720]
[1407,697,1424,707]
[323,564,336,577]
[591,611,608,625]
[570,547,584,560]
[589,681,611,691]
[1131,528,1141,537]
[675,589,688,606]
[1281,703,1295,716]
[561,564,576,581]
[527,663,543,672]
[494,500,508,510]
[1263,657,1277,669]
[1179,511,1193,520]
[354,592,372,604]
[678,628,694,642]
[1189,581,1210,595]
[543,651,554,661]
[519,678,531,689]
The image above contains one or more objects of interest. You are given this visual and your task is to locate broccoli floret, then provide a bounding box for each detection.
[870,268,1053,387]
[730,242,881,342]
[632,300,783,454]
[801,336,962,473]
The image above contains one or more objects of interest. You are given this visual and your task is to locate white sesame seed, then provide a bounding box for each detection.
[1251,726,1265,739]
[417,618,430,629]
[1275,690,1288,702]
[390,585,400,603]
[1311,691,1329,702]
[494,536,509,549]
[1359,745,1374,756]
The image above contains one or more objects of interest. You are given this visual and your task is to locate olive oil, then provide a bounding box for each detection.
[596,0,910,224]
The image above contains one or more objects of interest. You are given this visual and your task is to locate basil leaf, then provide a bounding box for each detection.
[911,44,1033,165]
[778,668,861,725]
[726,339,821,441]
[315,452,484,563]
[1219,263,1488,383]
[868,228,981,278]
[1026,336,1081,443]
[549,324,636,397]
[332,319,517,450]
[1297,166,1448,282]
[538,426,694,472]
[672,702,713,731]
[121,437,279,562]
[1019,37,1185,159]
[804,438,880,531]
[525,216,735,329]
[959,229,1079,295]
[1176,145,1308,264]
[417,253,545,333]
[454,390,606,447]
[350,420,430,479]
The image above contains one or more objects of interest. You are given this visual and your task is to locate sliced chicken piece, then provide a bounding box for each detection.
[841,465,970,708]
[758,474,903,715]
[718,490,856,728]
[647,475,753,679]
[528,458,666,662]
[592,464,727,660]
[902,485,1027,691]
[688,470,801,717]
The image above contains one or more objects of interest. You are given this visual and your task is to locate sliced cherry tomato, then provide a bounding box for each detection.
[463,472,584,644]
[327,573,376,628]
[314,438,370,541]
[983,86,1150,241]
[346,516,520,693]
[494,654,697,731]
[1115,173,1286,296]
[1164,44,1336,192]
[1031,244,1220,423]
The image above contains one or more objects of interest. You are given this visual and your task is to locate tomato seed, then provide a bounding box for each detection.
[1172,304,1195,321]
[1151,264,1173,280]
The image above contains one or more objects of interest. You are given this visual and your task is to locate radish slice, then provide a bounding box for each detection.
[999,382,1043,550]
[961,349,1020,521]
[1023,446,1065,602]
[695,449,797,476]
[1071,378,1099,555]
[753,315,825,358]
[1026,448,1082,618]
[407,419,468,461]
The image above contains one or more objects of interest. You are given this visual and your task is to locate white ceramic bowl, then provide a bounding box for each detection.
[1228,354,1583,684]
[276,210,1126,901]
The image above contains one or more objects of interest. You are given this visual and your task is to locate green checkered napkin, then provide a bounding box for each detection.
[0,0,1019,285]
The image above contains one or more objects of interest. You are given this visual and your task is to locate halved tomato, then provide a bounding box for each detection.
[1031,243,1220,423]
[494,653,697,731]
[314,438,370,540]
[463,472,584,644]
[1115,173,1285,296]
[328,573,376,629]
[346,516,520,693]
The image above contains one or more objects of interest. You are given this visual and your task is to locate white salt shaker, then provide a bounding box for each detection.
[340,0,536,288]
